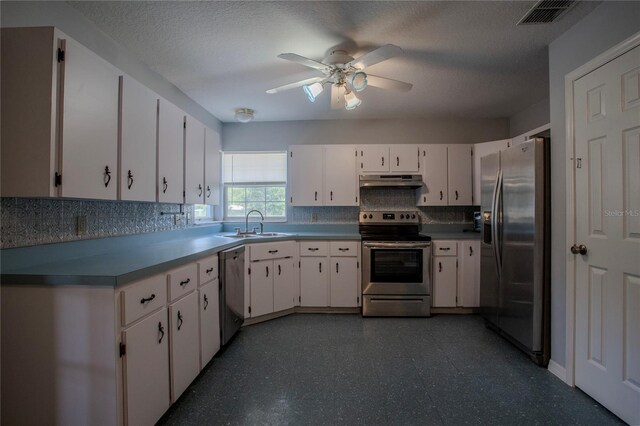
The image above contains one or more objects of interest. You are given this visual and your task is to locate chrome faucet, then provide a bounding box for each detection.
[245,209,264,234]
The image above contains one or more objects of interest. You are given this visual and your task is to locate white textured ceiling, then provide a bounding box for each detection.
[68,1,599,123]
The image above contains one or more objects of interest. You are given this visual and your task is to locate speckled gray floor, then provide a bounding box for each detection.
[158,314,624,425]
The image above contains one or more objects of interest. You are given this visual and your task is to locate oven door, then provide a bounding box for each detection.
[362,242,431,295]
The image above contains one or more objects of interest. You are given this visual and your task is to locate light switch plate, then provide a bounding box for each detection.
[77,215,87,235]
[311,213,318,222]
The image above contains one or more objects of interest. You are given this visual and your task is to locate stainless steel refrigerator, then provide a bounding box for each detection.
[479,138,550,366]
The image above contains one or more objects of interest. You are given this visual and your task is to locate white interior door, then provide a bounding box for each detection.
[573,45,640,425]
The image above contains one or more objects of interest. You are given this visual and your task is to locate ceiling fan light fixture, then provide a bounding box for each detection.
[303,82,324,102]
[344,90,361,110]
[350,71,368,92]
[235,108,255,123]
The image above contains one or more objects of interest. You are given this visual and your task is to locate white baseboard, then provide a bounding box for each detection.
[548,359,568,383]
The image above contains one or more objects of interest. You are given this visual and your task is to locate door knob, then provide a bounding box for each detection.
[570,244,588,255]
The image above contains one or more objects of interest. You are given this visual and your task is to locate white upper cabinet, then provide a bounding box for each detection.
[472,139,510,205]
[418,145,448,206]
[324,145,358,206]
[447,145,473,205]
[390,144,420,173]
[157,98,185,203]
[184,116,205,205]
[60,36,120,200]
[119,75,158,202]
[289,145,323,206]
[204,127,221,206]
[359,145,389,172]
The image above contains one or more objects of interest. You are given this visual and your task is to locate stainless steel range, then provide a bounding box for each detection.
[360,210,431,317]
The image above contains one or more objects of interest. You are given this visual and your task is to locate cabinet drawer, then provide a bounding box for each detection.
[432,241,457,256]
[329,241,359,257]
[250,241,296,261]
[122,274,168,326]
[299,241,328,257]
[168,263,198,301]
[198,254,218,285]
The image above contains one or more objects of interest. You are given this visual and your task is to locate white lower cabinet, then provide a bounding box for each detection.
[432,240,480,308]
[122,308,171,426]
[199,279,220,369]
[250,259,275,317]
[169,290,200,402]
[300,257,329,306]
[330,257,358,307]
[274,258,297,311]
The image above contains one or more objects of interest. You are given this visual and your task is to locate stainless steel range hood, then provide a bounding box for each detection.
[359,174,423,188]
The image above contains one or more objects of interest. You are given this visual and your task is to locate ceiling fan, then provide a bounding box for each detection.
[266,44,413,110]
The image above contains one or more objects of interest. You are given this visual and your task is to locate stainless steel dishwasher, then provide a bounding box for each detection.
[219,246,245,345]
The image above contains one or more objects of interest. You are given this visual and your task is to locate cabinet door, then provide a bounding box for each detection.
[418,145,448,206]
[184,116,205,204]
[359,145,389,172]
[447,145,473,205]
[169,291,199,402]
[300,257,328,307]
[204,127,221,206]
[472,139,510,205]
[433,257,458,307]
[330,257,358,307]
[158,99,185,203]
[390,145,420,172]
[199,280,220,369]
[60,36,120,200]
[119,75,157,202]
[289,145,323,206]
[273,258,296,312]
[250,260,274,317]
[458,241,481,307]
[324,145,358,206]
[123,308,170,426]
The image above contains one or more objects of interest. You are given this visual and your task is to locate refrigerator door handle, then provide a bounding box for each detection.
[493,170,503,277]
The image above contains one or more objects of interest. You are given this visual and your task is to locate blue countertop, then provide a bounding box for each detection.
[1,223,478,287]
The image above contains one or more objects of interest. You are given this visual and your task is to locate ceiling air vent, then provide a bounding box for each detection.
[517,0,578,25]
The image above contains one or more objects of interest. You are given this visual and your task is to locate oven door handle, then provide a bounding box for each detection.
[363,242,431,249]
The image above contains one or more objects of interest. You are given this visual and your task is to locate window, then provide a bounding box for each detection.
[223,152,287,220]
[194,204,213,221]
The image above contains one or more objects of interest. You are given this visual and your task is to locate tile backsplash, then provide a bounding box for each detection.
[0,198,195,249]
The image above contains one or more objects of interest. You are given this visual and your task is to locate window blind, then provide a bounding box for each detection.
[223,152,287,183]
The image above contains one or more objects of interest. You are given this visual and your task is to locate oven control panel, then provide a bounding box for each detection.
[359,211,420,224]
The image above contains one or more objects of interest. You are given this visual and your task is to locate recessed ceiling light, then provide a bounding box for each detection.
[235,108,255,123]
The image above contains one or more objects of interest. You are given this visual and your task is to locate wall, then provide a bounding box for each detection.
[509,97,550,138]
[0,1,221,132]
[548,1,640,367]
[222,117,509,151]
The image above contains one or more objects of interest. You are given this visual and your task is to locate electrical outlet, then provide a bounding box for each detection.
[311,213,318,223]
[175,214,183,225]
[76,215,87,236]
[186,212,192,224]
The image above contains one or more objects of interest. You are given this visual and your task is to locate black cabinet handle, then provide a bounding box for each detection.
[206,185,211,198]
[314,191,317,201]
[381,157,384,166]
[439,191,443,200]
[163,177,168,193]
[268,250,278,254]
[423,196,426,203]
[308,248,319,252]
[197,184,203,197]
[177,311,183,330]
[206,267,214,274]
[455,190,459,200]
[469,246,473,256]
[266,266,269,277]
[158,322,165,344]
[278,264,281,275]
[104,166,111,187]
[319,262,322,273]
[140,294,156,304]
[179,278,190,287]
[330,191,333,201]
[396,156,399,167]
[361,162,363,169]
[439,247,451,251]
[204,294,209,310]
[439,262,442,273]
[336,262,339,273]
[127,170,134,190]
[338,248,349,252]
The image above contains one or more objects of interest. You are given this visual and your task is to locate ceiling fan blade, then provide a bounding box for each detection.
[278,53,331,73]
[366,75,413,92]
[266,77,326,94]
[349,44,404,70]
[331,84,345,110]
